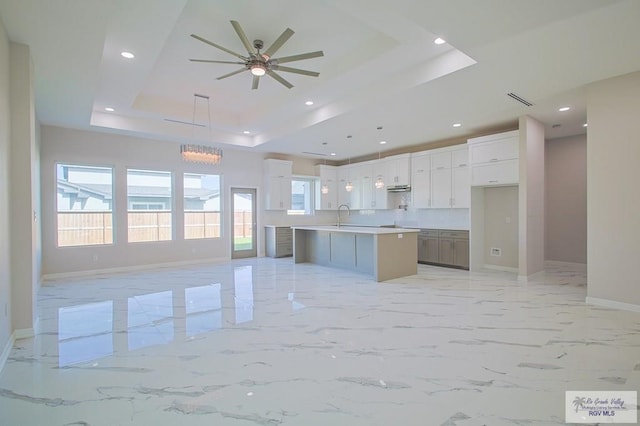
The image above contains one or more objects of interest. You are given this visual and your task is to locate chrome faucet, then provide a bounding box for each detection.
[337,204,351,227]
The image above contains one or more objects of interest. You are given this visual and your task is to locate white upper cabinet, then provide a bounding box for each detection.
[411,152,431,208]
[430,151,452,170]
[315,165,338,210]
[468,130,519,186]
[264,159,292,210]
[385,154,411,187]
[422,145,469,209]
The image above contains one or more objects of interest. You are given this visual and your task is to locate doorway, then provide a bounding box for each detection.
[231,188,257,259]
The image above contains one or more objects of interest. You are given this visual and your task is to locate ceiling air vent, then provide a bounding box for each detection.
[507,92,533,107]
[301,151,328,156]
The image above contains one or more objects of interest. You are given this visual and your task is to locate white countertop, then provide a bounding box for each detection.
[291,225,420,235]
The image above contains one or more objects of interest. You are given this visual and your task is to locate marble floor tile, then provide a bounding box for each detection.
[0,259,638,425]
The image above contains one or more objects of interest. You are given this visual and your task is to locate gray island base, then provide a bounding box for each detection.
[292,225,419,282]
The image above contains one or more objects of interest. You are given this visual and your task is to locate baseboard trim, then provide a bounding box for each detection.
[14,327,34,340]
[517,269,546,282]
[545,260,587,270]
[0,332,15,373]
[585,296,640,313]
[483,264,519,274]
[42,256,230,282]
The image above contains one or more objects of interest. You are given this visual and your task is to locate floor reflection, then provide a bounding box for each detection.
[234,265,253,324]
[55,265,277,366]
[58,301,113,366]
[127,290,174,351]
[185,284,222,337]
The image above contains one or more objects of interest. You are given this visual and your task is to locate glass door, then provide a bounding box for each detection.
[231,188,257,259]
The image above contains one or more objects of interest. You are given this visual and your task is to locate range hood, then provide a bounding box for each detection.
[386,184,411,192]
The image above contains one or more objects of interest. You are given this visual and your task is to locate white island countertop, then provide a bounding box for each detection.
[291,225,420,235]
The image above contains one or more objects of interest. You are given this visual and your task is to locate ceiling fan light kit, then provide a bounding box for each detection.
[190,20,323,89]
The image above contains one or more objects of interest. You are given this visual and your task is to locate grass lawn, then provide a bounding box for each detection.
[234,236,253,250]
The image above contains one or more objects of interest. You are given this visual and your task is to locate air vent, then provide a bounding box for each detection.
[507,92,533,107]
[301,151,327,156]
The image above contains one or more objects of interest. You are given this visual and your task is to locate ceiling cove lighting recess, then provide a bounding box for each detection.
[121,51,135,59]
[434,37,446,45]
[559,106,571,112]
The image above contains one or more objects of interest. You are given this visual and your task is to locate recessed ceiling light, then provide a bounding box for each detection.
[452,123,462,128]
[121,51,135,59]
[305,100,314,106]
[583,123,588,127]
[434,37,446,45]
[104,107,115,112]
[330,152,336,156]
[243,130,251,134]
[379,140,387,145]
[558,106,571,112]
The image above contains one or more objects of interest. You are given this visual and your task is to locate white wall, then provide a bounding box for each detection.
[9,41,39,336]
[0,16,13,362]
[483,186,519,269]
[545,134,587,264]
[518,115,545,277]
[41,126,268,275]
[587,70,640,308]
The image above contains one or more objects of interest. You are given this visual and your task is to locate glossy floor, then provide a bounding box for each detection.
[1,260,639,425]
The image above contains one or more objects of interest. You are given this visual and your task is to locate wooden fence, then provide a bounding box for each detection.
[57,210,250,246]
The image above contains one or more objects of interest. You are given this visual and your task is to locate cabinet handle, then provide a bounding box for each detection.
[458,163,467,167]
[490,158,499,162]
[489,180,498,183]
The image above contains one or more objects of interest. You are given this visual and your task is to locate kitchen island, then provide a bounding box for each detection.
[292,225,419,282]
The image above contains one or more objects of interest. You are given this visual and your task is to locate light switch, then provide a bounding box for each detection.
[398,233,403,239]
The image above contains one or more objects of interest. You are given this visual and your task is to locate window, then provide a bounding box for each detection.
[127,169,172,242]
[184,173,221,239]
[56,164,113,247]
[288,178,314,215]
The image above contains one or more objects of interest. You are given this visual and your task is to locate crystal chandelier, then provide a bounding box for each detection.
[180,93,223,165]
[180,144,223,165]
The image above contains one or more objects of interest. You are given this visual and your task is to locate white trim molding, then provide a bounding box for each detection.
[586,296,640,313]
[0,332,15,373]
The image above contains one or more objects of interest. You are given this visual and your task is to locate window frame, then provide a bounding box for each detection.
[183,172,222,240]
[287,176,316,216]
[126,168,174,243]
[55,162,115,248]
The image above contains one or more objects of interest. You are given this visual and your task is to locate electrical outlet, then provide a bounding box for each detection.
[490,247,502,256]
[92,254,98,262]
[505,216,511,224]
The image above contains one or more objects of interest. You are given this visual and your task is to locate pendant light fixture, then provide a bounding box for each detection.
[345,156,353,192]
[180,93,223,165]
[374,149,385,189]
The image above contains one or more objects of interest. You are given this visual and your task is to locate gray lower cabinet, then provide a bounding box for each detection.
[418,229,469,270]
[265,226,293,258]
[417,230,439,264]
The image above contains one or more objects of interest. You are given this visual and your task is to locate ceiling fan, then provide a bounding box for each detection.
[190,20,324,90]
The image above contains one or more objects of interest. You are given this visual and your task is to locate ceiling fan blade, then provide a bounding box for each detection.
[191,34,247,60]
[272,65,319,77]
[216,68,248,80]
[252,75,260,90]
[263,28,294,58]
[272,50,324,64]
[190,59,245,64]
[230,20,256,55]
[266,70,293,89]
